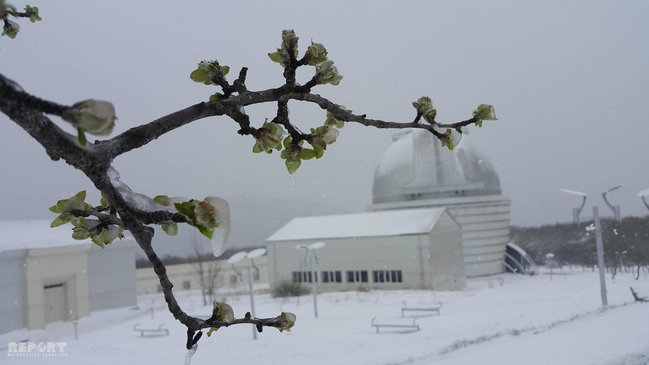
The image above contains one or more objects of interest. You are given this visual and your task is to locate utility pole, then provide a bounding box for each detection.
[593,206,608,307]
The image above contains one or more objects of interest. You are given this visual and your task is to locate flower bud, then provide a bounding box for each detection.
[442,129,462,151]
[278,312,296,332]
[306,42,328,65]
[2,20,20,39]
[212,302,235,324]
[63,99,117,136]
[316,60,343,85]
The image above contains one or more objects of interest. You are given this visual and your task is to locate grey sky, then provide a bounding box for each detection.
[1,1,648,249]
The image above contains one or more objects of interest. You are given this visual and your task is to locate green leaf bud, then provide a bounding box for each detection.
[2,19,19,39]
[50,212,72,228]
[324,106,349,128]
[472,104,497,121]
[25,5,41,23]
[212,301,235,324]
[90,225,124,248]
[268,51,282,63]
[153,195,170,206]
[281,29,298,52]
[412,97,437,123]
[306,42,328,65]
[315,60,343,85]
[100,194,110,208]
[189,60,229,85]
[285,158,301,174]
[171,196,230,256]
[162,223,178,236]
[300,148,316,160]
[441,129,462,151]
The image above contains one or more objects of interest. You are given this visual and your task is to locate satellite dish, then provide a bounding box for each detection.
[247,248,267,259]
[228,251,247,265]
[309,241,326,250]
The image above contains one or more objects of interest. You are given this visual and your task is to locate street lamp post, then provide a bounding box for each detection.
[560,188,608,307]
[560,188,587,225]
[638,187,649,212]
[228,248,267,340]
[295,241,326,318]
[602,185,622,222]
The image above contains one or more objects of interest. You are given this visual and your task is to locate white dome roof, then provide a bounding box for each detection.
[372,130,502,204]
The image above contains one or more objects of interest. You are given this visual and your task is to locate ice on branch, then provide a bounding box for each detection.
[278,312,296,332]
[107,167,166,212]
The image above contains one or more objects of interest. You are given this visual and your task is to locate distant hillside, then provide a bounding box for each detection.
[511,215,649,268]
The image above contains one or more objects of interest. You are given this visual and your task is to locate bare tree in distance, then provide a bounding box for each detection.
[189,234,222,306]
[0,6,497,356]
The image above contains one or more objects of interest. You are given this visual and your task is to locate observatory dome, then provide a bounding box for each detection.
[372,129,502,204]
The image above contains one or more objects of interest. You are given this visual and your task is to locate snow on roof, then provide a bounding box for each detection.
[0,219,93,253]
[267,208,446,242]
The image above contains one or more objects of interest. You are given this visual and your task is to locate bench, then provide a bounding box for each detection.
[132,323,169,337]
[401,301,442,317]
[371,316,420,333]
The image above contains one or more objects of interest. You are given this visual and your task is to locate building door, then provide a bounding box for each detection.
[44,284,66,323]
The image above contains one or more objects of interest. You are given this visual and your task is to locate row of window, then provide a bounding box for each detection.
[291,270,403,284]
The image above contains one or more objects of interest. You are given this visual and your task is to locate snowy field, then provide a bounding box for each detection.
[2,269,649,365]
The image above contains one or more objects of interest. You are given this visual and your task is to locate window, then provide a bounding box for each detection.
[372,270,402,283]
[292,271,301,283]
[322,270,342,283]
[346,270,368,283]
[253,271,260,281]
[183,281,191,289]
[292,271,318,283]
[230,275,238,284]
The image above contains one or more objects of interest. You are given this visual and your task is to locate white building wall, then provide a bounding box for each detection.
[266,214,464,293]
[88,242,136,311]
[369,194,511,277]
[25,245,90,330]
[0,250,27,333]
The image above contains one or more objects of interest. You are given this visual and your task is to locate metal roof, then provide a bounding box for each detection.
[267,207,447,242]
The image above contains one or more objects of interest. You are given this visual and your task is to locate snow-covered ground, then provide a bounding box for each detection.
[2,269,648,365]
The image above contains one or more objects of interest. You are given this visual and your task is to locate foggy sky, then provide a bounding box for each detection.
[1,0,648,249]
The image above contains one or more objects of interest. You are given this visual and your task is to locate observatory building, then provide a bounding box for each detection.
[369,130,511,277]
[266,129,511,293]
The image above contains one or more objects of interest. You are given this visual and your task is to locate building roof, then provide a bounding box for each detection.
[0,219,94,253]
[267,208,447,242]
[372,130,502,204]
